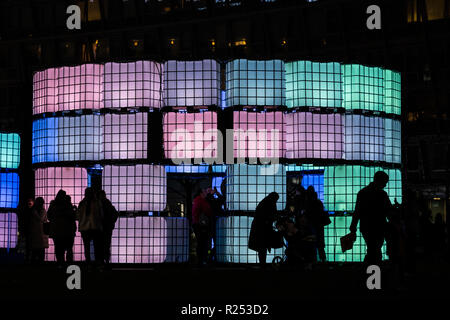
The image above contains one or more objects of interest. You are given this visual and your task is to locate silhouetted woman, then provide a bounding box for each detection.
[248,192,279,267]
[29,197,48,263]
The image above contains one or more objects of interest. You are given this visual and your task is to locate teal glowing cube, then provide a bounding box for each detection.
[384,70,401,115]
[226,164,286,211]
[225,59,285,107]
[324,215,387,262]
[285,61,342,108]
[342,64,385,112]
[0,133,20,169]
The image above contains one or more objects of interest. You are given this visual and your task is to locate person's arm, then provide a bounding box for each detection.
[350,193,361,233]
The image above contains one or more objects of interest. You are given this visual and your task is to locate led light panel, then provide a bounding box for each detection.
[385,70,401,115]
[33,68,58,115]
[104,61,162,109]
[35,167,88,210]
[344,114,385,161]
[163,60,220,107]
[226,164,286,211]
[102,165,166,212]
[385,118,401,164]
[163,111,218,161]
[342,64,384,112]
[57,64,103,111]
[0,173,19,208]
[0,133,20,169]
[165,164,226,174]
[285,112,344,159]
[215,216,284,263]
[103,112,148,160]
[32,117,59,163]
[233,111,284,159]
[324,165,402,212]
[0,212,17,249]
[285,61,342,108]
[226,59,285,106]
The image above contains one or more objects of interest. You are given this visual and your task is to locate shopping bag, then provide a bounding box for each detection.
[340,232,356,252]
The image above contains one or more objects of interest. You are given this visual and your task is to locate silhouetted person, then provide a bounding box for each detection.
[305,186,329,262]
[206,187,225,263]
[192,187,213,265]
[98,190,118,266]
[17,198,34,263]
[350,171,392,265]
[77,187,104,269]
[29,197,48,263]
[47,190,76,267]
[248,192,280,267]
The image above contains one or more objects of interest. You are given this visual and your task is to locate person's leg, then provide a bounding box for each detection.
[258,250,267,267]
[93,230,104,266]
[193,225,206,264]
[81,231,91,263]
[104,230,112,264]
[53,237,65,264]
[363,232,384,266]
[65,236,74,263]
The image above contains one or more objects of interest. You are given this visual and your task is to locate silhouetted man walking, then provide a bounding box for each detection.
[350,171,392,265]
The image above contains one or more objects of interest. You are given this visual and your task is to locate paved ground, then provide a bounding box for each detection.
[1,254,449,317]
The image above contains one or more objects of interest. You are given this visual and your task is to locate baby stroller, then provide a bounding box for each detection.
[271,213,317,270]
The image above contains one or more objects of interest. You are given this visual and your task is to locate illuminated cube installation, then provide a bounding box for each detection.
[285,112,344,159]
[344,114,385,162]
[57,114,102,161]
[0,133,20,169]
[103,112,148,160]
[34,167,89,210]
[163,60,220,107]
[285,61,342,108]
[216,216,284,263]
[0,173,19,208]
[226,59,285,106]
[233,111,284,159]
[57,64,103,111]
[102,165,166,212]
[32,117,59,163]
[0,213,17,249]
[226,164,286,211]
[385,118,401,164]
[324,165,402,212]
[384,70,401,115]
[163,111,217,161]
[104,61,162,109]
[32,68,58,115]
[342,64,385,112]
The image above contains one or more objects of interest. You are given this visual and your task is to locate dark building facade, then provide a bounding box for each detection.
[0,0,449,219]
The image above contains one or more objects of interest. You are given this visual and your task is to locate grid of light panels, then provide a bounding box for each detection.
[285,61,342,108]
[324,165,402,212]
[102,165,166,212]
[104,61,162,109]
[342,64,385,112]
[103,112,148,160]
[226,59,285,106]
[215,216,284,263]
[344,114,385,162]
[32,68,58,114]
[32,117,59,163]
[163,60,220,107]
[285,111,344,159]
[384,70,401,115]
[0,212,17,249]
[0,173,19,208]
[385,118,401,164]
[226,164,286,211]
[34,167,89,210]
[233,111,284,159]
[163,111,218,161]
[0,133,20,169]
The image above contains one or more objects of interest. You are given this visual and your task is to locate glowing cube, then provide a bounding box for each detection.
[0,173,19,208]
[226,164,286,211]
[102,165,166,212]
[104,61,162,109]
[285,112,344,159]
[33,68,58,114]
[385,70,401,115]
[226,59,285,106]
[32,117,59,163]
[285,61,342,108]
[0,213,17,249]
[385,118,401,164]
[163,60,220,107]
[0,133,20,169]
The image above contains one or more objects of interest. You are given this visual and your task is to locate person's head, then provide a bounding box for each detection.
[268,192,279,203]
[98,190,107,201]
[26,198,34,209]
[55,189,66,203]
[306,186,317,200]
[34,197,45,210]
[373,171,389,189]
[84,187,94,200]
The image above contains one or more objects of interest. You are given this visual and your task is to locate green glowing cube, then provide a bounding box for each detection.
[0,133,20,169]
[384,70,401,115]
